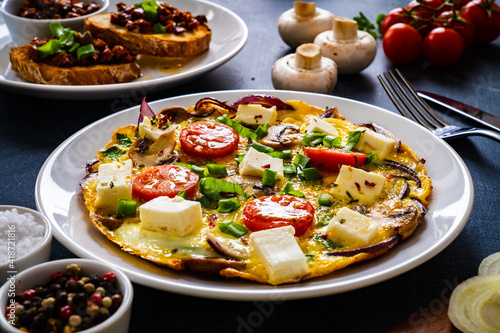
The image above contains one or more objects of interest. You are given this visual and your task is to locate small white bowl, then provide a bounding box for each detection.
[0,258,133,333]
[0,205,52,283]
[0,0,109,45]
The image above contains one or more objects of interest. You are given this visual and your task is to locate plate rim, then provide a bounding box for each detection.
[0,0,248,99]
[35,89,474,301]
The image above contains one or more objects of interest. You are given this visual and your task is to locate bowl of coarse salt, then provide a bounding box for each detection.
[0,205,52,284]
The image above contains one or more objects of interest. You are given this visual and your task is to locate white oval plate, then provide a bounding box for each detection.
[0,0,247,100]
[35,90,474,301]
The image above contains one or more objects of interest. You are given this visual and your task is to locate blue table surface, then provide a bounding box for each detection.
[1,0,499,332]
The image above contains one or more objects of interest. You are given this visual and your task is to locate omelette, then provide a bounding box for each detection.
[80,95,432,285]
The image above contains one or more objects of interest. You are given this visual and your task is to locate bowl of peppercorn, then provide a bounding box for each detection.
[0,0,109,45]
[0,258,133,333]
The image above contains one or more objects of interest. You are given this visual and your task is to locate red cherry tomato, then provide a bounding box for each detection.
[436,10,475,48]
[179,121,239,158]
[423,27,465,67]
[463,0,500,44]
[381,7,412,36]
[382,23,423,64]
[132,165,199,202]
[243,195,314,236]
[303,146,368,173]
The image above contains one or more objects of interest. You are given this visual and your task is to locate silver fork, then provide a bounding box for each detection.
[378,69,500,143]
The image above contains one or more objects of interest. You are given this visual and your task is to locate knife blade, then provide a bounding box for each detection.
[417,91,500,133]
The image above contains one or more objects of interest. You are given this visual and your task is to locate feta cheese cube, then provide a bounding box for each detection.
[239,147,284,179]
[326,207,379,245]
[250,226,308,285]
[95,160,132,214]
[355,129,396,160]
[305,116,338,136]
[235,104,277,126]
[330,165,385,204]
[139,116,176,141]
[139,196,202,237]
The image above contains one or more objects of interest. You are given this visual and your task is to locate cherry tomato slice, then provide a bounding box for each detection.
[179,121,239,158]
[304,146,368,173]
[243,195,314,236]
[132,165,199,202]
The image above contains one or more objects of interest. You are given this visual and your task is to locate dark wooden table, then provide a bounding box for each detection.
[1,0,500,332]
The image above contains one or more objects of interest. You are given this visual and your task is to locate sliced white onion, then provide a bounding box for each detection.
[479,252,500,276]
[448,274,500,333]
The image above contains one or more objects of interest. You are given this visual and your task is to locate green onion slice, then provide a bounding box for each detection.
[318,193,334,206]
[218,198,241,213]
[251,142,273,154]
[323,135,342,148]
[279,181,305,198]
[343,130,363,151]
[267,150,292,160]
[116,199,137,217]
[207,164,227,176]
[218,220,249,238]
[261,169,277,187]
[283,163,297,174]
[302,167,320,180]
[176,189,188,200]
[255,123,270,138]
[293,154,311,169]
[199,177,248,199]
[216,115,258,140]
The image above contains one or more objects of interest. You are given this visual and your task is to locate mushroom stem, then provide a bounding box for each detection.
[332,16,358,41]
[294,43,322,70]
[294,1,316,17]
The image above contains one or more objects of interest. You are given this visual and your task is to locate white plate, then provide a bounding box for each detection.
[0,0,247,100]
[35,90,474,301]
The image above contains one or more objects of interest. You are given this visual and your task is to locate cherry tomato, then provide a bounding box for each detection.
[132,165,199,202]
[179,121,239,158]
[463,0,500,44]
[242,195,314,236]
[382,23,423,64]
[381,7,412,36]
[436,10,475,48]
[423,27,464,67]
[303,146,368,173]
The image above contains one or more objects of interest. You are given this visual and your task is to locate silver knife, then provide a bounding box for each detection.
[417,91,500,133]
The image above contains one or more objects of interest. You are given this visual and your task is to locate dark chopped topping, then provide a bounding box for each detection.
[110,1,208,35]
[19,0,101,19]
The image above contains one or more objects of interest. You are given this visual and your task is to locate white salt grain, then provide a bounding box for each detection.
[0,208,46,260]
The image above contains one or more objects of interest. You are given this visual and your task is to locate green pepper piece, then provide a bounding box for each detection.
[37,39,62,59]
[153,22,166,34]
[76,44,95,60]
[49,22,64,38]
[143,4,158,22]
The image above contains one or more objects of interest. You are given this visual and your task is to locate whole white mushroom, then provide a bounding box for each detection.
[314,16,377,75]
[278,1,334,49]
[271,43,338,94]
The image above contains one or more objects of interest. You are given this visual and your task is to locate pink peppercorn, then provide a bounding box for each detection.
[59,305,73,319]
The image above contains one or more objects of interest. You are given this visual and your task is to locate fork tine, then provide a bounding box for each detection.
[378,72,435,131]
[394,69,450,127]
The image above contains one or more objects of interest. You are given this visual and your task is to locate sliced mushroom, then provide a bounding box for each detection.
[366,202,419,239]
[157,106,191,124]
[206,234,250,259]
[260,123,302,149]
[314,16,377,75]
[129,130,177,167]
[91,211,124,230]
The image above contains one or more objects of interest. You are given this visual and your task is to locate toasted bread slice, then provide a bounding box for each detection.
[10,45,141,85]
[84,13,211,57]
